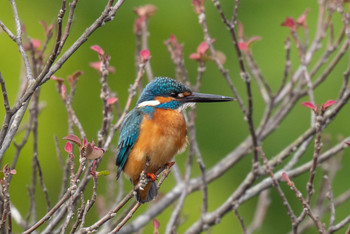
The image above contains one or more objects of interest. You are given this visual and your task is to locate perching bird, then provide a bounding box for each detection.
[116,77,234,203]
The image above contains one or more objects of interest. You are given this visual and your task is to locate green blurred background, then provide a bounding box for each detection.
[1,0,350,233]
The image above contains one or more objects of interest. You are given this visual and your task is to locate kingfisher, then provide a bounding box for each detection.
[116,77,234,203]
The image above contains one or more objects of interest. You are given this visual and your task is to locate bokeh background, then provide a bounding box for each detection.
[1,0,350,233]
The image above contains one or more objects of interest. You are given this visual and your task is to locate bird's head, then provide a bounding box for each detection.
[136,77,234,111]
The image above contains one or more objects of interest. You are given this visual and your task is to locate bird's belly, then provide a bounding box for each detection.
[147,133,186,169]
[124,109,187,183]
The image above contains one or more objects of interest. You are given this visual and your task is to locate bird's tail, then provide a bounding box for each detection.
[136,181,158,203]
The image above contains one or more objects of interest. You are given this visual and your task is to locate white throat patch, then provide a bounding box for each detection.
[137,100,160,108]
[176,102,195,112]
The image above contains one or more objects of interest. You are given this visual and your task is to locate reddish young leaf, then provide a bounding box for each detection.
[40,20,54,36]
[192,0,204,8]
[197,41,209,55]
[281,172,294,186]
[31,39,42,49]
[90,62,101,71]
[323,100,336,109]
[51,76,64,84]
[90,62,115,74]
[192,0,204,14]
[190,39,215,62]
[47,24,55,35]
[281,172,290,182]
[237,21,245,39]
[281,17,297,32]
[69,71,84,81]
[107,97,118,105]
[63,134,81,146]
[321,100,336,112]
[90,45,105,56]
[61,84,67,100]
[238,36,261,52]
[153,218,160,234]
[40,20,48,32]
[297,8,310,28]
[169,34,182,52]
[345,142,350,146]
[238,42,249,51]
[247,36,262,47]
[85,143,105,160]
[85,142,93,155]
[64,142,73,153]
[143,4,157,17]
[199,39,216,55]
[189,53,201,60]
[170,34,177,45]
[134,4,157,17]
[68,71,84,86]
[301,102,315,110]
[140,49,151,61]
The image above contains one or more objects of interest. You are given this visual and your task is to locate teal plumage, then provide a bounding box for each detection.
[116,109,143,179]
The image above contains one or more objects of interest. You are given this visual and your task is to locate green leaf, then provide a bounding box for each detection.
[97,170,110,177]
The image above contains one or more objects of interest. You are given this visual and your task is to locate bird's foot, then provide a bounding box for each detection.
[146,173,157,182]
[166,161,175,168]
[163,161,175,176]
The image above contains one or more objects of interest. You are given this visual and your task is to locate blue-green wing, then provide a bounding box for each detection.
[116,109,143,179]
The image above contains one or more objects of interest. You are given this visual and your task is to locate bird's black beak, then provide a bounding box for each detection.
[182,92,235,103]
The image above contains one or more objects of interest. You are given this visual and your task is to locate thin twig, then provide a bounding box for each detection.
[246,190,270,234]
[70,192,85,234]
[0,0,125,160]
[210,0,259,173]
[9,0,34,82]
[79,175,98,229]
[258,147,297,229]
[110,202,141,233]
[306,114,324,204]
[282,174,326,233]
[233,203,247,234]
[97,55,112,147]
[23,155,87,233]
[103,53,148,150]
[0,20,16,41]
[0,73,11,113]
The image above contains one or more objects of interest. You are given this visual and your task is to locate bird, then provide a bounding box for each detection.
[116,77,234,203]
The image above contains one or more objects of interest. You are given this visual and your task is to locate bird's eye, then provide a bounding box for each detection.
[170,92,178,98]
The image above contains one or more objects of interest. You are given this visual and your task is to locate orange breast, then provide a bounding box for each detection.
[123,108,187,184]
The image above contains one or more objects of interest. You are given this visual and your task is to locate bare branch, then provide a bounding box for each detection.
[0,73,11,113]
